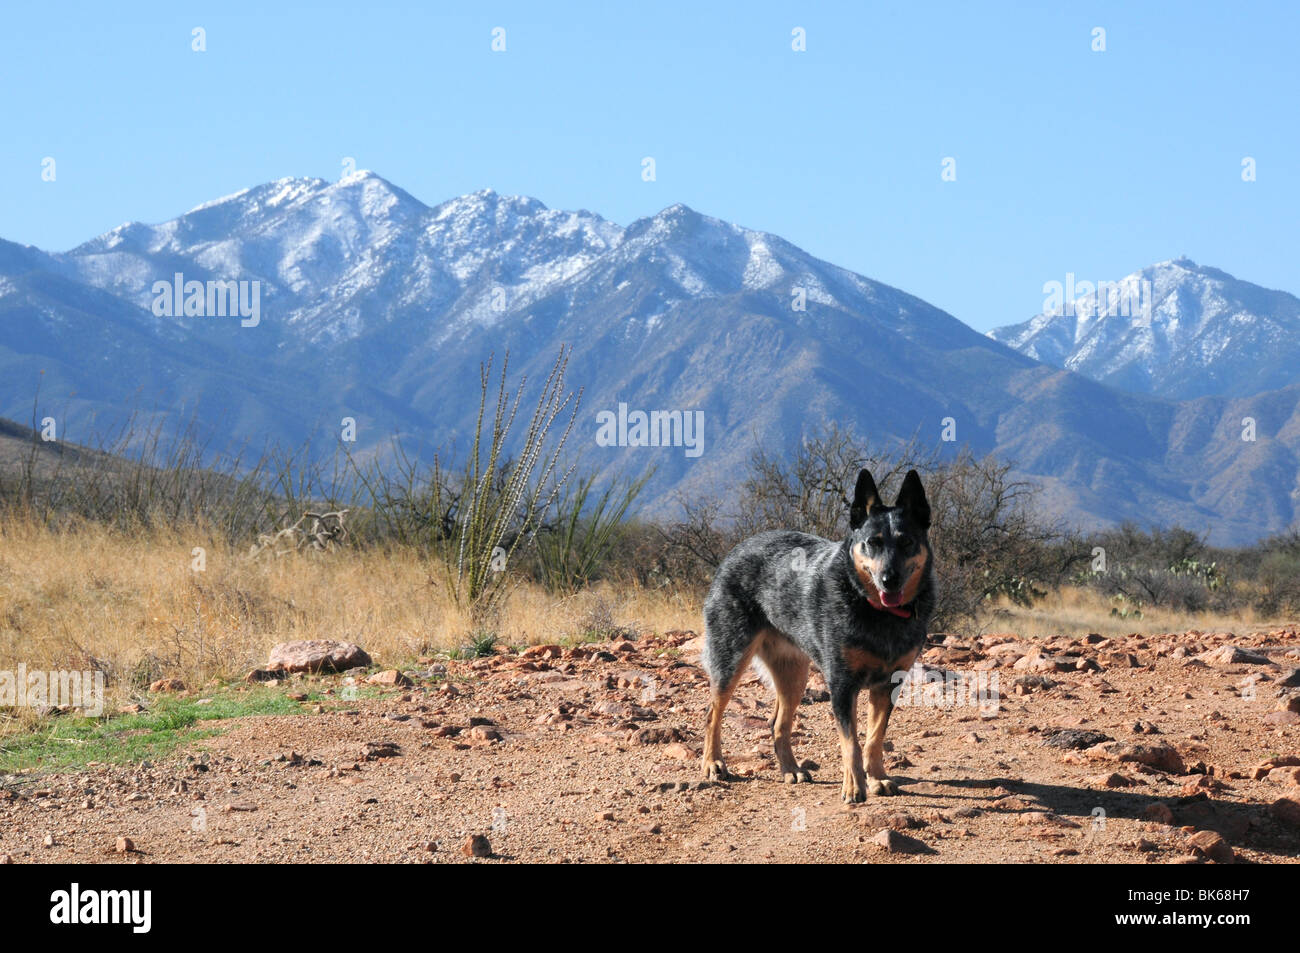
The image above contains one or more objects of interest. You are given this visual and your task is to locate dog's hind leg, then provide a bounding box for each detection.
[758,637,811,784]
[701,619,766,782]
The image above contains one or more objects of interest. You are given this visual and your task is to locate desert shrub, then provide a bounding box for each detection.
[1079,524,1231,614]
[923,452,1079,631]
[533,468,653,593]
[659,424,1070,633]
[1252,533,1300,616]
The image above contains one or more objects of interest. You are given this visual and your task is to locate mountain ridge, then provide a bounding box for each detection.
[2,173,1298,544]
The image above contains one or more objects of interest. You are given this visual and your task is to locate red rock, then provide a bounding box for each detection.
[1186,829,1234,863]
[522,644,563,659]
[1091,772,1135,788]
[1264,710,1300,726]
[268,639,371,674]
[367,669,413,688]
[662,742,698,760]
[148,678,185,692]
[1198,645,1269,665]
[1143,802,1174,824]
[244,668,287,683]
[871,829,931,853]
[860,811,925,830]
[1270,787,1300,827]
[1085,741,1185,774]
[461,834,492,858]
[114,836,134,853]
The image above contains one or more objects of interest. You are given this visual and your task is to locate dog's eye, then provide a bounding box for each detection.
[897,536,913,550]
[867,536,883,549]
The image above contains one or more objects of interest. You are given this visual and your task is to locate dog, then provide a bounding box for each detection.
[701,468,936,801]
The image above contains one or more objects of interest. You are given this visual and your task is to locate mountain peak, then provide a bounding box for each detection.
[432,188,550,219]
[989,259,1300,399]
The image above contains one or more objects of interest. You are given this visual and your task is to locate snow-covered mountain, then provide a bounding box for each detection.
[62,172,624,350]
[989,258,1300,399]
[3,175,1300,543]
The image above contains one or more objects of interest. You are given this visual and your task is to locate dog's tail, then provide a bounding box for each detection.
[700,632,773,689]
[748,654,775,690]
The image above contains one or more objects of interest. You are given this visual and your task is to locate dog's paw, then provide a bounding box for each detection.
[867,777,899,796]
[782,770,813,785]
[703,759,730,782]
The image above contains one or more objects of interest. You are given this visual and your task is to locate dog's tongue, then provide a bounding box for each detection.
[879,589,904,608]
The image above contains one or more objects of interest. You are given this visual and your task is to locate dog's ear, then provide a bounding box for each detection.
[894,469,931,529]
[849,469,882,530]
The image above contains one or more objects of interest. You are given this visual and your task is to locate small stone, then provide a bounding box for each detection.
[1143,802,1174,824]
[115,836,134,853]
[367,669,413,688]
[149,678,185,693]
[1043,728,1112,750]
[1186,829,1234,864]
[871,829,931,854]
[1091,772,1135,788]
[461,834,492,858]
[1270,787,1300,827]
[360,741,400,760]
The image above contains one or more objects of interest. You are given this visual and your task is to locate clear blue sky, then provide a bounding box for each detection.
[3,1,1296,331]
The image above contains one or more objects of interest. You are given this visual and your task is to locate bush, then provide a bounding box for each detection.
[659,424,1071,634]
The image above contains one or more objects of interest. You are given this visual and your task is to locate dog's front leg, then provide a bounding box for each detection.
[830,684,866,803]
[863,682,899,796]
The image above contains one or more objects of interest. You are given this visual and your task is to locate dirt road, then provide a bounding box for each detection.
[3,628,1299,864]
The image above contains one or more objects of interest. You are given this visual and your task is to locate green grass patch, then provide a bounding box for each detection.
[0,684,310,775]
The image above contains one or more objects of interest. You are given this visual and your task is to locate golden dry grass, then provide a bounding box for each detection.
[0,514,702,713]
[4,513,1292,719]
[983,584,1291,640]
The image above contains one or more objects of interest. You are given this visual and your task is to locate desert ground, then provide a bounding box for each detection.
[3,623,1298,864]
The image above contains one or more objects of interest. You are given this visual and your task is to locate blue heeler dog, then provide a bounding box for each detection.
[701,469,936,801]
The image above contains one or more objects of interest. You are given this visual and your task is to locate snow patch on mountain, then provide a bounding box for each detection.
[989,258,1300,399]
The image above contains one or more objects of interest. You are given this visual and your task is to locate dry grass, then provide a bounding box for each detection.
[5,512,1293,720]
[982,585,1293,641]
[0,513,702,713]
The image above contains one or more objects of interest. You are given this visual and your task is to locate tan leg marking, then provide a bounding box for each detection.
[760,638,811,783]
[701,632,765,781]
[837,693,867,802]
[862,648,919,796]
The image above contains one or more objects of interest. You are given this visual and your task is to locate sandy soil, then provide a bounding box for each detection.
[3,627,1299,864]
